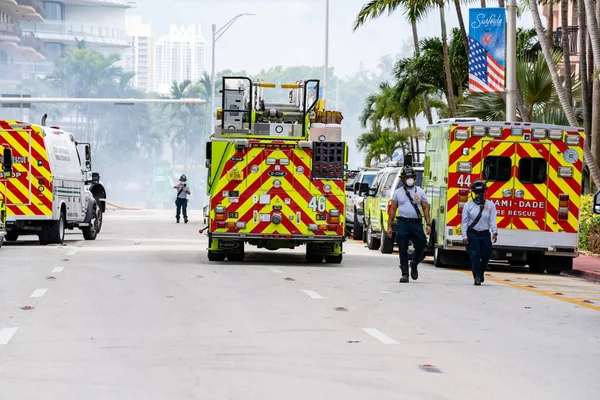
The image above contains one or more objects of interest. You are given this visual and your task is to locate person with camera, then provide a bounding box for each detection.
[174,174,191,223]
[461,180,498,286]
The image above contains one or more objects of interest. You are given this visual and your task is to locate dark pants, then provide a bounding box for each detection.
[176,198,188,220]
[466,230,492,276]
[396,219,427,267]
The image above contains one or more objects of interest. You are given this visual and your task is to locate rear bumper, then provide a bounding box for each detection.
[210,232,346,242]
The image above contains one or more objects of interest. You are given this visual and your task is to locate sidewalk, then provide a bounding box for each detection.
[570,254,600,282]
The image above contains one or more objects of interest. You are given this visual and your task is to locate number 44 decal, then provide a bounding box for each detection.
[308,196,327,212]
[457,174,472,187]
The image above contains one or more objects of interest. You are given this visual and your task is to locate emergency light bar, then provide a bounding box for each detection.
[532,128,547,139]
[565,134,581,146]
[548,129,563,140]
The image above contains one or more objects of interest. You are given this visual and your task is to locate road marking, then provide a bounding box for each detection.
[30,289,48,298]
[464,272,600,312]
[362,328,399,344]
[0,328,19,345]
[52,267,64,273]
[270,267,283,273]
[67,251,76,256]
[301,289,324,299]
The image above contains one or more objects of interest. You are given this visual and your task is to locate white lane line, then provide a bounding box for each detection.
[30,288,48,298]
[269,267,283,273]
[67,251,76,256]
[52,267,64,273]
[301,289,324,299]
[362,328,399,344]
[0,328,19,345]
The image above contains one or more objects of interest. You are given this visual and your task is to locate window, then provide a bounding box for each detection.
[518,158,547,184]
[483,156,512,182]
[381,170,400,197]
[44,42,64,61]
[393,170,424,190]
[362,174,376,186]
[44,2,64,21]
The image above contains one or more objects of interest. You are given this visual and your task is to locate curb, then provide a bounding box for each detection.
[566,270,600,283]
[104,200,141,211]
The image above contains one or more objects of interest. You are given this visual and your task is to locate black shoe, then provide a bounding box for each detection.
[474,277,482,286]
[176,218,180,223]
[400,275,409,283]
[480,272,485,283]
[184,218,189,224]
[410,265,419,280]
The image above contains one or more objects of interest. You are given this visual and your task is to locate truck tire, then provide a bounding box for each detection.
[208,250,226,261]
[380,231,394,254]
[434,247,448,268]
[82,201,100,240]
[353,213,364,241]
[94,197,104,233]
[39,227,50,245]
[5,231,18,242]
[367,225,380,250]
[325,254,343,264]
[49,210,66,244]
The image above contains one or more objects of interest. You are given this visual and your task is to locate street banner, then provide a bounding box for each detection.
[468,8,506,93]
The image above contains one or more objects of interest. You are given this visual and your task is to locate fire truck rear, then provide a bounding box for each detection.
[425,121,583,274]
[205,77,347,263]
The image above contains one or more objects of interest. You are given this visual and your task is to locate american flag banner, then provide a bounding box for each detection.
[468,8,506,93]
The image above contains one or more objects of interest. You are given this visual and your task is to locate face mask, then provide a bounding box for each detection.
[405,178,415,187]
[473,193,485,205]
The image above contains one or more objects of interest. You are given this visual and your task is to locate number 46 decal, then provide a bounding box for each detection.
[309,196,327,212]
[457,174,472,187]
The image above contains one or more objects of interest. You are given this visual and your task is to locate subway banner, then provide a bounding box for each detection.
[468,7,506,93]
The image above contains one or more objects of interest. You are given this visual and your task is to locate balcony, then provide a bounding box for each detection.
[0,22,22,43]
[0,64,23,85]
[20,20,130,47]
[0,0,45,22]
[51,0,136,7]
[553,26,580,55]
[17,32,45,61]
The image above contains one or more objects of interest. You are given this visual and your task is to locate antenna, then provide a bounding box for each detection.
[41,114,47,126]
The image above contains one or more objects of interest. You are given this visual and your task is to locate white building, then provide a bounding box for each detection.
[154,24,206,94]
[20,0,136,77]
[125,15,153,92]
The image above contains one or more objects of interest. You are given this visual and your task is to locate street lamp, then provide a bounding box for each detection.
[210,13,255,137]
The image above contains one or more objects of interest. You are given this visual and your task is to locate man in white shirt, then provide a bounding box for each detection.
[173,174,191,223]
[461,179,498,285]
[387,166,432,283]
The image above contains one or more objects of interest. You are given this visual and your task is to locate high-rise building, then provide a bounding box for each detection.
[125,15,154,92]
[154,24,206,94]
[19,0,136,78]
[0,0,45,87]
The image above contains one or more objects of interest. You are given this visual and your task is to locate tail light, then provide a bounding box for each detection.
[216,221,226,228]
[215,206,226,221]
[318,225,327,231]
[458,189,469,210]
[558,194,569,220]
[329,209,340,223]
[327,224,338,231]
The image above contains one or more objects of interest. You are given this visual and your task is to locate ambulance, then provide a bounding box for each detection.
[423,121,583,274]
[205,76,347,263]
[0,119,106,245]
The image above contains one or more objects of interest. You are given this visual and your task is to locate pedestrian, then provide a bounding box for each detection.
[387,166,431,283]
[461,180,498,286]
[173,174,190,223]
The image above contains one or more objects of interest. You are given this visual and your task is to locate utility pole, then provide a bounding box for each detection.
[323,0,329,109]
[505,0,517,121]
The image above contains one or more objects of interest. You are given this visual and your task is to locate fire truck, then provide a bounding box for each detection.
[423,121,583,274]
[0,119,106,245]
[205,76,347,263]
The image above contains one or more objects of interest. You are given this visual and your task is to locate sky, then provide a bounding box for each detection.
[135,0,535,78]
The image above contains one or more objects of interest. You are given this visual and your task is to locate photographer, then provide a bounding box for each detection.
[173,174,191,223]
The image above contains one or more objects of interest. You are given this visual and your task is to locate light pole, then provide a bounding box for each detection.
[210,13,254,137]
[323,0,329,109]
[505,0,517,121]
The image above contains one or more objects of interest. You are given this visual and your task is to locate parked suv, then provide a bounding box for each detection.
[346,169,379,240]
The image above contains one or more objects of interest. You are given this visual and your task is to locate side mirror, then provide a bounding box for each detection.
[2,148,13,175]
[368,187,377,197]
[359,182,369,195]
[594,190,600,214]
[345,183,353,191]
[91,172,100,184]
[404,154,413,167]
[206,142,212,161]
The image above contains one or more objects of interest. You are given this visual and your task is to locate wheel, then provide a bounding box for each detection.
[528,264,545,273]
[362,228,367,243]
[208,250,226,261]
[39,227,50,245]
[434,246,447,268]
[353,213,364,240]
[324,254,343,264]
[367,225,380,250]
[94,198,104,233]
[4,231,18,242]
[82,201,100,240]
[227,252,245,262]
[380,229,394,254]
[546,269,562,275]
[49,210,66,244]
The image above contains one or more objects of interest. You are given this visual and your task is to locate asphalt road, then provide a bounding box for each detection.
[1,209,599,400]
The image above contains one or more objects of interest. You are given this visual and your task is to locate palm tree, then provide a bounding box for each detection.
[529,0,600,186]
[363,128,410,166]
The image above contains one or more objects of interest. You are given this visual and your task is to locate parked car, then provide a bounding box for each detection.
[346,168,379,239]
